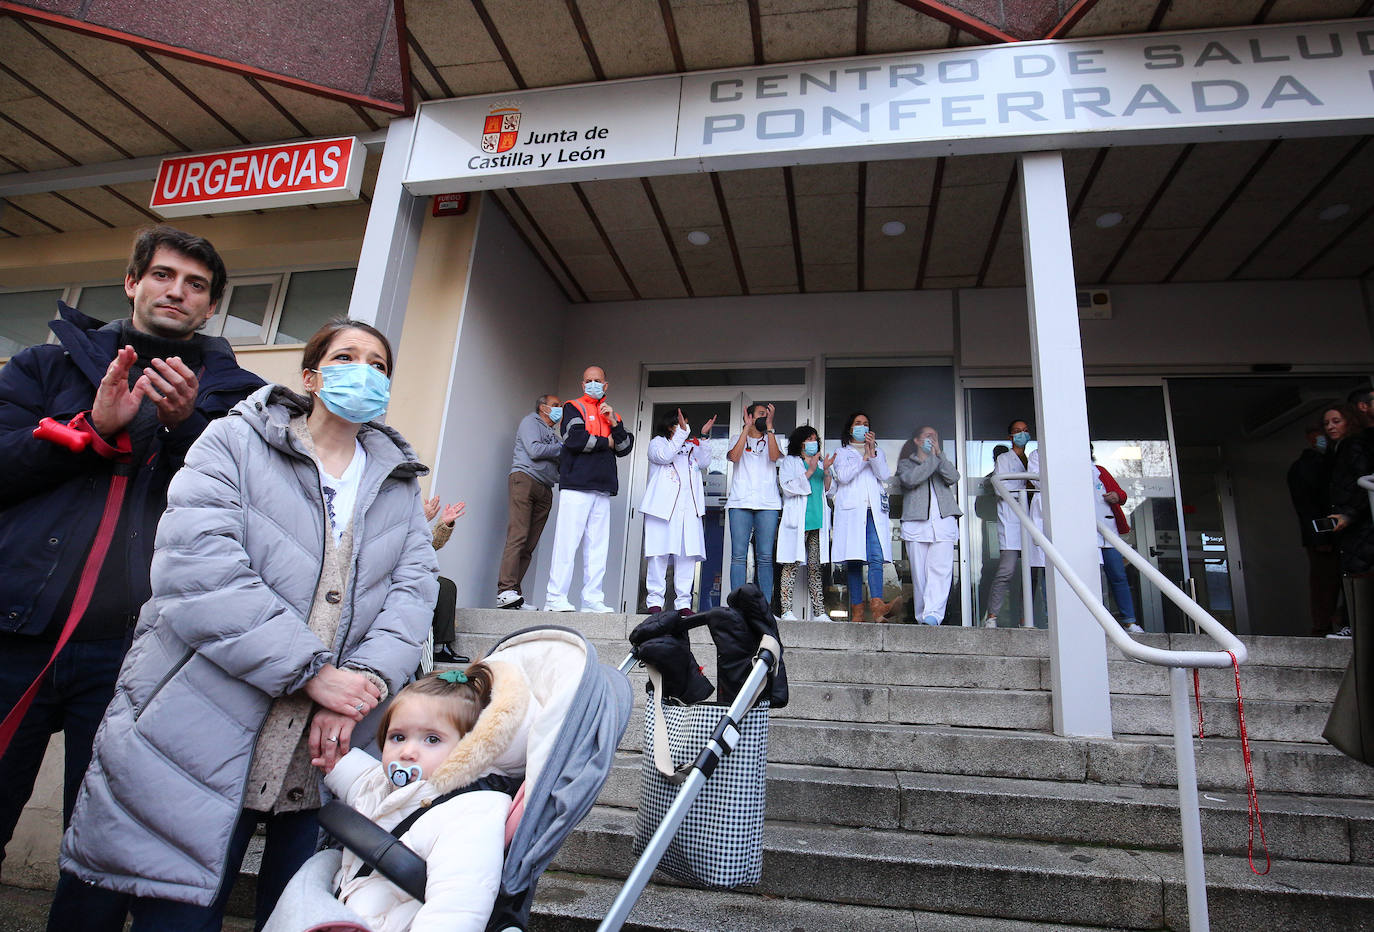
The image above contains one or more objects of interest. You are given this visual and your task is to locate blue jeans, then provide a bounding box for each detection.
[0,636,128,864]
[1101,547,1137,625]
[728,508,780,600]
[127,807,320,932]
[846,511,886,602]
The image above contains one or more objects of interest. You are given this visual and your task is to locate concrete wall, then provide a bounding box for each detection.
[429,198,568,611]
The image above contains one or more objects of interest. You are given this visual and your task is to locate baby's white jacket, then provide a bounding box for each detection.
[324,748,510,932]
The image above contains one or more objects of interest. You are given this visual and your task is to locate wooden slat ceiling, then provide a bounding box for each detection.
[3,0,1373,297]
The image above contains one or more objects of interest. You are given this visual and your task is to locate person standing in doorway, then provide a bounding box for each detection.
[0,226,263,930]
[1286,426,1343,637]
[984,418,1037,628]
[544,368,633,613]
[641,408,715,613]
[830,412,901,622]
[896,427,962,626]
[496,395,562,610]
[778,426,832,621]
[726,402,783,604]
[1092,448,1143,634]
[423,495,468,665]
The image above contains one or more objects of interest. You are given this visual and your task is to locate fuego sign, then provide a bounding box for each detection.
[150,137,366,217]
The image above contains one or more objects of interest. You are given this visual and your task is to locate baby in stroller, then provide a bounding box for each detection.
[283,661,536,932]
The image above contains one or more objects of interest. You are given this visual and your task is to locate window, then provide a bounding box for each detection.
[0,266,357,358]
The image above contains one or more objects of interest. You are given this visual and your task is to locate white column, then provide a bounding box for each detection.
[1018,151,1113,738]
[347,117,426,355]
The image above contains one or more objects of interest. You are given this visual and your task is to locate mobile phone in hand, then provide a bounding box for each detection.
[1313,516,1339,534]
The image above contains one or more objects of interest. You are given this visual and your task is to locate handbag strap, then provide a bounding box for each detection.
[645,665,691,785]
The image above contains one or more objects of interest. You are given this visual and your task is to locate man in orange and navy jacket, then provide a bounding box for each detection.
[542,365,634,613]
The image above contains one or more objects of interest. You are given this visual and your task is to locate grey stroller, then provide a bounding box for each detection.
[264,624,632,932]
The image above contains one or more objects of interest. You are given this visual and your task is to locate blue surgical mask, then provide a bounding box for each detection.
[1315,435,1328,452]
[547,406,563,423]
[584,381,605,400]
[922,437,934,453]
[851,425,868,442]
[1012,430,1031,447]
[314,363,390,423]
[803,440,819,456]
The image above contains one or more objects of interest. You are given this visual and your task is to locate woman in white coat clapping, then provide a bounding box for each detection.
[640,408,714,613]
[830,412,901,623]
[777,425,832,621]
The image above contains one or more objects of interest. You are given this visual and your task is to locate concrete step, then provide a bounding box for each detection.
[454,609,1353,668]
[553,806,1374,931]
[528,871,1126,931]
[612,717,1374,796]
[597,756,1374,865]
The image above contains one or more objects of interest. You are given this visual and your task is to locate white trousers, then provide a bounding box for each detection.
[545,489,611,607]
[645,554,698,610]
[906,538,955,620]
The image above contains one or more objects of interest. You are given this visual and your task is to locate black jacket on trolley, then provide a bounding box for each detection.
[0,303,263,637]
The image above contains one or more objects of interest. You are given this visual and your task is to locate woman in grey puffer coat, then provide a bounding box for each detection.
[58,320,439,931]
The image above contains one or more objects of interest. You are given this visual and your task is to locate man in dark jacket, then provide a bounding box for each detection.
[1287,426,1343,636]
[0,227,263,912]
[542,365,633,613]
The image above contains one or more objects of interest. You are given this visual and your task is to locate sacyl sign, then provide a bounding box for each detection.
[150,137,366,216]
[405,18,1374,192]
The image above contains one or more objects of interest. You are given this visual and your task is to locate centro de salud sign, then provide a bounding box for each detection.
[150,137,366,216]
[404,18,1374,193]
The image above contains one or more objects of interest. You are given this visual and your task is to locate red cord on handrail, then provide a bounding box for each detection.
[1228,649,1270,875]
[1192,668,1204,738]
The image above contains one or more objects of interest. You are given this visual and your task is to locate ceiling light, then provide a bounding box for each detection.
[1095,211,1123,229]
[686,230,711,246]
[1318,203,1351,221]
[880,220,906,236]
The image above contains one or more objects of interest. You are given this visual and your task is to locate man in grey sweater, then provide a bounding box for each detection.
[497,394,563,609]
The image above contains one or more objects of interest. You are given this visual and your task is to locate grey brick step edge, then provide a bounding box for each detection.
[455,633,1344,704]
[455,608,1353,668]
[553,806,1374,932]
[610,717,1374,797]
[528,870,1132,932]
[597,756,1374,866]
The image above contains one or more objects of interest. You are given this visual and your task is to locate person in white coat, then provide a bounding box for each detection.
[984,418,1041,628]
[830,412,901,623]
[641,408,715,612]
[895,427,962,626]
[777,425,833,621]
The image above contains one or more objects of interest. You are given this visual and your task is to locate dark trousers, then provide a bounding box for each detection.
[119,807,319,932]
[1325,574,1374,766]
[433,575,457,643]
[498,472,554,594]
[1307,544,1345,635]
[0,636,127,864]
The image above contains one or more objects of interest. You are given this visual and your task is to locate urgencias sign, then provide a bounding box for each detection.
[150,137,366,216]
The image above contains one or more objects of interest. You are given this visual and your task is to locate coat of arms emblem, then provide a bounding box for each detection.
[482,107,520,154]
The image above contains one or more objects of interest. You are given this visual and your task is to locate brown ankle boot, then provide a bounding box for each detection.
[869,595,905,623]
[850,602,867,622]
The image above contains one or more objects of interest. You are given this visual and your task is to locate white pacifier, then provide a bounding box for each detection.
[388,761,423,787]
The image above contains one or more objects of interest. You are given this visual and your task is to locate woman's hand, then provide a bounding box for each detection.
[440,501,465,526]
[304,664,380,721]
[423,495,440,523]
[700,415,717,437]
[823,452,836,470]
[1104,491,1122,505]
[309,710,357,773]
[1331,513,1351,533]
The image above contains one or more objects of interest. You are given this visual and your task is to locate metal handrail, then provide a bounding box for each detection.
[988,472,1247,667]
[987,469,1250,932]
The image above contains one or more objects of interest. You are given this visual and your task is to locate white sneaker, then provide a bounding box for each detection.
[1125,622,1145,633]
[582,601,616,613]
[982,615,998,628]
[1327,626,1353,639]
[496,590,524,609]
[543,598,575,612]
[779,611,799,621]
[519,603,540,612]
[922,614,941,626]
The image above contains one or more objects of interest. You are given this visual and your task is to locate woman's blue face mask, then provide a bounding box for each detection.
[851,424,869,442]
[1012,430,1031,447]
[314,363,390,423]
[803,440,819,456]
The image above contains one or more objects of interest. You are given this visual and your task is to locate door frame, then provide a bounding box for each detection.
[619,364,814,612]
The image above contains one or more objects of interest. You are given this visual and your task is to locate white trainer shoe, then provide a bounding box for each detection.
[1125,622,1145,633]
[496,589,524,609]
[1327,626,1353,639]
[543,598,575,612]
[582,601,616,613]
[779,611,799,621]
[982,615,998,628]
